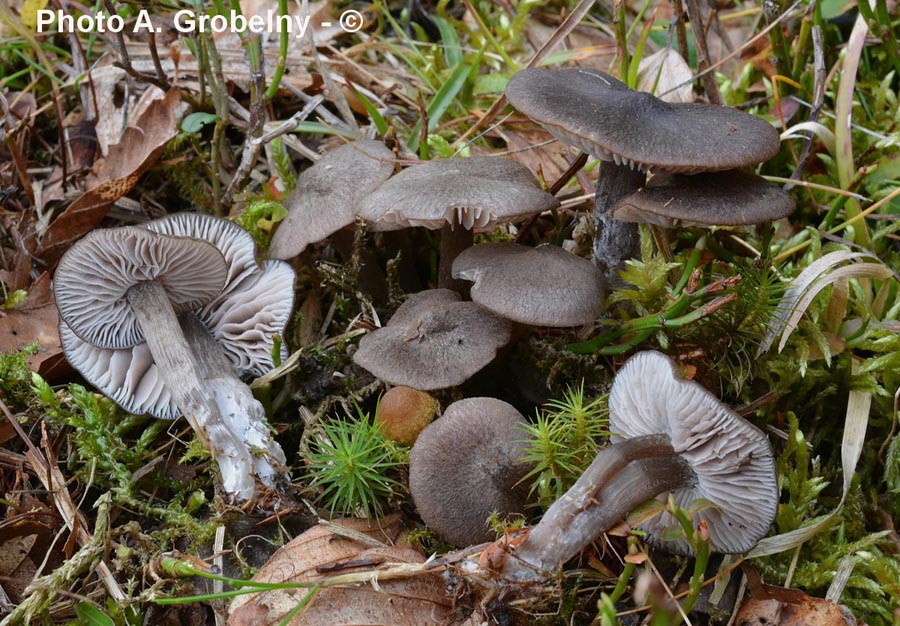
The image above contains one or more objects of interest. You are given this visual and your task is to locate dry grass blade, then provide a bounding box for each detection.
[758,251,876,355]
[776,263,893,353]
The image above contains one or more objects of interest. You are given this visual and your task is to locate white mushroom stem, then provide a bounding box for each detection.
[179,312,288,492]
[498,434,695,582]
[126,280,279,502]
[593,161,646,284]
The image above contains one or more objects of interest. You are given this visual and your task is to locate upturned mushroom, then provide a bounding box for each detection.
[492,351,777,581]
[352,289,512,390]
[452,242,605,327]
[505,68,781,281]
[269,140,395,260]
[54,214,294,502]
[357,156,560,291]
[409,397,535,546]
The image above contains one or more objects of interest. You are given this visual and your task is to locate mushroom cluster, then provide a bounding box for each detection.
[505,68,793,281]
[55,214,293,503]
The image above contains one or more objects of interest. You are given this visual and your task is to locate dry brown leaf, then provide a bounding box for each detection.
[227,517,453,626]
[479,127,582,188]
[0,273,66,379]
[735,568,864,626]
[87,66,167,156]
[38,88,182,262]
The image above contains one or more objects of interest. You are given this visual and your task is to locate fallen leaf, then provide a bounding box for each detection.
[87,66,167,156]
[227,517,453,626]
[38,88,182,262]
[637,48,694,103]
[0,273,67,379]
[735,567,863,625]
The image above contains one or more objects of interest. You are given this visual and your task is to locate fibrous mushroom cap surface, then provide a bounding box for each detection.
[611,170,796,227]
[352,289,511,390]
[409,397,533,546]
[453,242,605,327]
[270,140,395,259]
[506,68,781,173]
[358,156,559,231]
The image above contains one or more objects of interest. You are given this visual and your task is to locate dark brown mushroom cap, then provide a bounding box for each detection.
[409,397,534,546]
[505,68,781,173]
[54,226,227,350]
[352,289,512,390]
[270,140,394,259]
[611,170,796,227]
[608,351,778,554]
[452,243,605,327]
[357,156,560,231]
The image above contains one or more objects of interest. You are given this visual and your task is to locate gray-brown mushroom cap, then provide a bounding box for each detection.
[269,140,395,260]
[505,68,781,174]
[352,289,512,390]
[409,397,534,546]
[54,226,227,350]
[608,351,778,554]
[357,156,560,231]
[611,170,796,227]
[452,243,605,327]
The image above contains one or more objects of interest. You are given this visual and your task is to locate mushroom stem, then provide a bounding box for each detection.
[438,219,473,294]
[125,281,262,501]
[179,312,288,492]
[593,161,646,284]
[501,434,695,581]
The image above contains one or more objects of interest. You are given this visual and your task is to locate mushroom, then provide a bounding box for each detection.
[409,397,534,546]
[269,140,395,260]
[505,68,781,281]
[357,156,560,291]
[352,289,512,390]
[496,351,777,580]
[375,386,440,446]
[452,242,605,327]
[54,215,294,502]
[610,170,796,228]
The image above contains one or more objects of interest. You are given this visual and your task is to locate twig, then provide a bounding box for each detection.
[515,152,589,243]
[682,0,723,104]
[787,25,825,185]
[147,26,171,91]
[0,399,125,605]
[222,96,323,204]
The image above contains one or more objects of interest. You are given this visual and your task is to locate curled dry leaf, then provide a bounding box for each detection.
[227,517,453,626]
[88,66,167,156]
[38,89,182,262]
[735,567,863,625]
